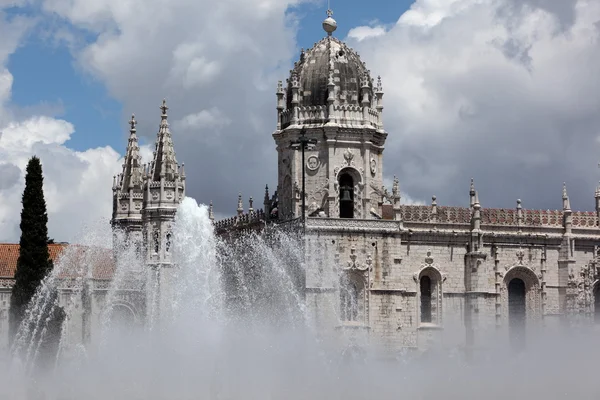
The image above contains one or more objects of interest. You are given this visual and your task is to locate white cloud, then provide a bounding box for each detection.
[0,116,122,242]
[0,8,123,242]
[2,0,599,241]
[37,0,307,218]
[174,108,231,132]
[347,0,600,211]
[347,25,387,42]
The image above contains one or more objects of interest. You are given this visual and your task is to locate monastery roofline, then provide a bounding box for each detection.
[0,243,115,280]
[212,202,599,233]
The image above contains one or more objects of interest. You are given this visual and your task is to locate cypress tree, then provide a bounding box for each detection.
[9,157,56,341]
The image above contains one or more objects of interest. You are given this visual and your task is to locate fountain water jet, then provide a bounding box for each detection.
[4,197,600,399]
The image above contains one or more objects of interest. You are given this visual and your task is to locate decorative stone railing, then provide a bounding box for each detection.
[305,217,401,233]
[118,192,144,200]
[572,211,598,228]
[279,105,381,129]
[400,205,598,229]
[214,209,268,233]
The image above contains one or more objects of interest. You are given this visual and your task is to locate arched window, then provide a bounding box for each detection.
[340,274,364,322]
[339,173,354,219]
[508,278,526,351]
[340,281,359,321]
[420,276,432,323]
[417,267,443,325]
[109,304,137,336]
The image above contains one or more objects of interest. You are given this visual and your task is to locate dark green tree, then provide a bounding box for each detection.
[9,157,64,360]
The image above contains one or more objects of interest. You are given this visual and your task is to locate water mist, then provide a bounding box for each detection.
[2,196,600,399]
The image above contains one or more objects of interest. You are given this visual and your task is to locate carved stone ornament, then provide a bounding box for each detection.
[152,191,159,201]
[342,245,371,274]
[413,249,447,283]
[306,155,320,171]
[308,179,329,202]
[369,182,392,204]
[516,249,525,265]
[370,157,377,175]
[343,148,354,165]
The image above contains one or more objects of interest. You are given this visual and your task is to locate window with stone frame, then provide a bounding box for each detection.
[339,273,365,323]
[153,230,160,254]
[418,268,442,325]
[165,232,172,253]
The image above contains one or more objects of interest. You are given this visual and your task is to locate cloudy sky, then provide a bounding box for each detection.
[0,0,599,242]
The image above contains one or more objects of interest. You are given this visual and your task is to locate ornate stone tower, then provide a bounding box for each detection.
[142,100,186,321]
[272,10,387,220]
[142,99,185,263]
[111,100,185,324]
[112,114,144,246]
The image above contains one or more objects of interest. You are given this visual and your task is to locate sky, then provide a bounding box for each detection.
[0,0,599,242]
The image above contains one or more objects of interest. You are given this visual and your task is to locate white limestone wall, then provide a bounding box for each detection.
[305,226,600,352]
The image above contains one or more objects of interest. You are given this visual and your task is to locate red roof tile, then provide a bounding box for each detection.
[0,243,114,280]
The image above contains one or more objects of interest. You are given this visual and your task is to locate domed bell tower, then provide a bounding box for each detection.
[273,10,387,220]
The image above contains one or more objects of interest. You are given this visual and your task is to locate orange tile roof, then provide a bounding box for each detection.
[0,243,115,280]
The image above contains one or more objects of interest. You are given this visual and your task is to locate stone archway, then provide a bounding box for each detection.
[335,167,363,219]
[339,272,367,324]
[508,278,526,351]
[109,303,138,335]
[503,267,541,350]
[416,266,444,326]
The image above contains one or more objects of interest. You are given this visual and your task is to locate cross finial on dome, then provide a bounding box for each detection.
[323,4,337,36]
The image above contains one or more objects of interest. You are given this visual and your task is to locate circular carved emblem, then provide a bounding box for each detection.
[370,158,377,175]
[306,155,320,171]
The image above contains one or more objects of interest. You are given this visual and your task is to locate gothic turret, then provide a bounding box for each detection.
[140,99,186,324]
[112,114,144,242]
[272,9,387,220]
[143,99,185,266]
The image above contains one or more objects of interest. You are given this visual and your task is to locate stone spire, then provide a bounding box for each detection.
[111,114,144,233]
[150,99,180,182]
[562,182,571,211]
[392,176,400,206]
[516,199,523,232]
[119,114,143,192]
[469,178,476,209]
[263,185,271,216]
[562,183,573,235]
[248,197,254,213]
[472,191,481,231]
[237,193,244,216]
[209,201,214,221]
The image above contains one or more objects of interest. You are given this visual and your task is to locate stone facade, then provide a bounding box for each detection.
[0,100,185,353]
[265,12,600,354]
[1,11,599,357]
